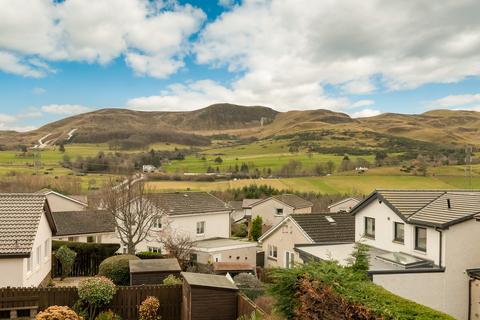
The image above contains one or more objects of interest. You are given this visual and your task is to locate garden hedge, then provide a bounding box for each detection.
[98,254,140,285]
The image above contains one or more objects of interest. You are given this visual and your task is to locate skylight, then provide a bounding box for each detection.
[376,252,433,269]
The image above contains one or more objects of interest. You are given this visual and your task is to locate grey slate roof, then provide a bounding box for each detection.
[52,210,115,236]
[181,272,238,290]
[272,194,313,209]
[0,193,52,256]
[129,258,181,273]
[242,199,261,208]
[151,192,232,216]
[352,189,480,228]
[290,213,355,243]
[228,201,243,211]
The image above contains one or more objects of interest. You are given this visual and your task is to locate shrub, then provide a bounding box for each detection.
[267,261,454,320]
[36,306,82,320]
[138,296,161,320]
[254,295,275,315]
[136,251,163,260]
[250,216,263,241]
[96,310,121,320]
[78,276,117,320]
[55,245,77,279]
[162,274,182,285]
[234,273,262,289]
[232,222,248,238]
[98,254,140,285]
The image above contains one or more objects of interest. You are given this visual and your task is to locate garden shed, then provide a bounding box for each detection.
[181,272,238,320]
[129,258,181,285]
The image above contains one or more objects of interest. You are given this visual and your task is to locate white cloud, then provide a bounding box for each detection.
[41,104,92,115]
[32,87,46,94]
[218,0,235,8]
[0,114,16,123]
[0,0,205,78]
[194,0,480,97]
[351,109,382,118]
[0,123,37,132]
[428,94,480,109]
[351,99,375,108]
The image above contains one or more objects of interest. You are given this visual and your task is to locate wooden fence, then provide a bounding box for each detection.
[237,293,265,318]
[52,252,103,277]
[0,285,182,320]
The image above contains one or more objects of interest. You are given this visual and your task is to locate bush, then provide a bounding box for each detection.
[136,251,163,260]
[78,276,117,320]
[267,261,454,320]
[250,216,263,241]
[55,245,77,279]
[234,273,262,289]
[98,254,140,285]
[232,222,248,238]
[96,310,121,320]
[138,296,161,320]
[36,306,82,320]
[162,274,182,285]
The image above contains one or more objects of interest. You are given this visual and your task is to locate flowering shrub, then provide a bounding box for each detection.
[36,305,82,320]
[78,276,116,320]
[162,274,182,285]
[138,296,161,320]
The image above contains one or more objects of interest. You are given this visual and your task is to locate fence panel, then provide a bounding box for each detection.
[0,285,182,320]
[237,293,265,318]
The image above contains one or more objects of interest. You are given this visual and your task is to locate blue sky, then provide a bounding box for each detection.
[1,0,480,131]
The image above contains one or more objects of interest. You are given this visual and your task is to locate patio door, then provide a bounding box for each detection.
[284,251,294,268]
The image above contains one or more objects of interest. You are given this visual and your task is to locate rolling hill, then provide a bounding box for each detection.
[1,103,480,149]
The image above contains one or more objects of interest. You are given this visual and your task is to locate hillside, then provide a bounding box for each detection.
[2,104,480,149]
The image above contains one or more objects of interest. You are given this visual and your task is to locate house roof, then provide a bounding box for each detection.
[213,262,255,272]
[151,192,232,216]
[129,258,181,273]
[242,199,261,208]
[328,197,361,209]
[0,193,55,257]
[352,189,480,228]
[52,210,115,236]
[193,237,257,251]
[228,201,243,211]
[259,213,355,243]
[248,194,313,209]
[181,272,238,290]
[36,188,88,207]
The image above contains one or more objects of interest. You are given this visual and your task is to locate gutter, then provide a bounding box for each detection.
[435,228,443,268]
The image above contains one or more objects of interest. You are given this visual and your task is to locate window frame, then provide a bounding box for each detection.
[196,221,206,235]
[152,216,162,229]
[268,244,278,259]
[148,247,161,253]
[36,245,41,267]
[44,239,50,259]
[364,217,375,239]
[393,222,405,243]
[415,226,427,252]
[275,208,284,216]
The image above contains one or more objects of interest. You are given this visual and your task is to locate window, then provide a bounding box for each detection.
[394,222,405,243]
[44,239,50,259]
[191,253,198,263]
[148,247,161,253]
[36,246,41,267]
[196,221,205,235]
[415,227,427,252]
[275,208,284,216]
[364,217,375,238]
[152,216,162,229]
[87,236,95,243]
[268,245,278,259]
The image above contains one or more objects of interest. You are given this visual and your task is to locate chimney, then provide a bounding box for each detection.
[447,198,451,209]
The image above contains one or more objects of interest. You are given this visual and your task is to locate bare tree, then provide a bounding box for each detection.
[161,230,194,269]
[100,176,159,254]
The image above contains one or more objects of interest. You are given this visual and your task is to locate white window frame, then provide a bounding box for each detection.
[152,216,162,229]
[268,244,278,259]
[27,255,33,273]
[44,239,50,260]
[148,247,161,253]
[36,245,41,267]
[284,251,295,268]
[196,221,206,236]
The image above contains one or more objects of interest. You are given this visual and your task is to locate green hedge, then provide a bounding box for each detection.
[268,261,455,320]
[98,254,140,285]
[136,251,164,260]
[52,241,120,257]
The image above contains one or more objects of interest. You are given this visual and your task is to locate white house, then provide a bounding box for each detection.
[52,210,116,243]
[245,194,313,230]
[328,197,360,213]
[134,192,233,253]
[191,237,258,266]
[259,213,354,268]
[0,194,56,288]
[295,190,480,320]
[37,189,88,212]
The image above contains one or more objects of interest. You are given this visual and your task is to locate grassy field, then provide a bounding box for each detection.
[146,175,480,194]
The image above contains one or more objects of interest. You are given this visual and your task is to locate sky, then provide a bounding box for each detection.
[1,0,480,131]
